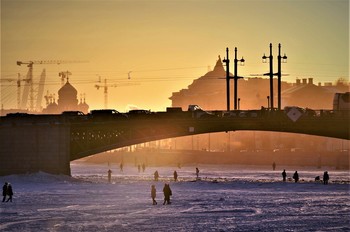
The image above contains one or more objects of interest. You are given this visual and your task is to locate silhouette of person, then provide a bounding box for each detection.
[282,169,287,182]
[323,171,329,185]
[142,163,146,172]
[163,183,172,205]
[2,182,7,202]
[196,167,199,179]
[151,185,157,205]
[108,169,112,183]
[138,165,141,173]
[120,162,124,172]
[272,162,276,171]
[293,171,299,183]
[174,171,178,181]
[154,171,159,181]
[6,184,13,202]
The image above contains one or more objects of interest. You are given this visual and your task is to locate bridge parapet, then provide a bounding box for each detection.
[0,109,348,176]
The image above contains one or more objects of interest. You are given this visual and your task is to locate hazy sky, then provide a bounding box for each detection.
[1,0,349,111]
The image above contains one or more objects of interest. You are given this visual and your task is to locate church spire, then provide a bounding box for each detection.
[213,55,224,73]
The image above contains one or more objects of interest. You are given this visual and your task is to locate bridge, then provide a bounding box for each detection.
[0,108,349,176]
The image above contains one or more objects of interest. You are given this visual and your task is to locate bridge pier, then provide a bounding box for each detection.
[0,122,71,176]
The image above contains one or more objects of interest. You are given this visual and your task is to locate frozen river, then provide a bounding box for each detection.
[1,162,349,231]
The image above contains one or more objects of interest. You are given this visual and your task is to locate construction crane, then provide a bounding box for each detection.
[16,60,87,112]
[95,77,139,109]
[0,73,29,109]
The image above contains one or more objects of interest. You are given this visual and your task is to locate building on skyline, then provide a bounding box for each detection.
[42,79,89,114]
[168,56,349,156]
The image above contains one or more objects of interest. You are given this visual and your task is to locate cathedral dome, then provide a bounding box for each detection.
[58,81,78,97]
[78,98,89,114]
[57,79,78,112]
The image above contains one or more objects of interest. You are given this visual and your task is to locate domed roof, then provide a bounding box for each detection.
[58,80,77,96]
[203,56,226,79]
[79,100,89,108]
[78,98,89,114]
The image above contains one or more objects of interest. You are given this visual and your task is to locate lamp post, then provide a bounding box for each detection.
[277,43,288,110]
[233,47,245,110]
[223,47,245,111]
[223,48,231,111]
[262,43,274,110]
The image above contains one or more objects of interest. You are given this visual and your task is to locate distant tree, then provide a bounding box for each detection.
[335,78,349,87]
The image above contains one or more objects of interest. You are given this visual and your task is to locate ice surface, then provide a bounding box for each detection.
[1,163,349,232]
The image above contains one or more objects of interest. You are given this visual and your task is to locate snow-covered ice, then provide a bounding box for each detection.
[1,162,349,231]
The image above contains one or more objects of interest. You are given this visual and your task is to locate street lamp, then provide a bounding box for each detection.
[222,48,231,111]
[223,47,245,111]
[233,47,245,110]
[262,54,268,63]
[282,54,288,63]
[262,43,274,110]
[240,57,245,66]
[277,43,288,110]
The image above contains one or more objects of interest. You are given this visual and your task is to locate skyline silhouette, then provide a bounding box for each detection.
[1,0,349,111]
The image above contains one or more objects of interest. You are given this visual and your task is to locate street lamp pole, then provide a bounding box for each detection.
[233,47,245,110]
[223,48,230,111]
[262,43,274,110]
[277,43,287,110]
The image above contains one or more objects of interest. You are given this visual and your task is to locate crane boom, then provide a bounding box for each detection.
[17,60,87,67]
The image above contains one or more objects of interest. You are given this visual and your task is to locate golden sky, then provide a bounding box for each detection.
[1,0,349,112]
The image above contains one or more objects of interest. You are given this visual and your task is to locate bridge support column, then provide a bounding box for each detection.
[0,123,71,176]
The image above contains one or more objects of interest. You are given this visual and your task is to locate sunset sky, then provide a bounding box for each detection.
[1,0,349,112]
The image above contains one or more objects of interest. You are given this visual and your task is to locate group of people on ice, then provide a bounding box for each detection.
[2,182,13,202]
[150,167,200,205]
[282,169,330,184]
[151,183,172,205]
[153,167,200,182]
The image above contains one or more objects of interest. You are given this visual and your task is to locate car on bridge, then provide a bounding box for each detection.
[62,111,87,122]
[89,109,128,121]
[62,111,85,116]
[6,112,29,117]
[188,105,216,119]
[126,109,153,118]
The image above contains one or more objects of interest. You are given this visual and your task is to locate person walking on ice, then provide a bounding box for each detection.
[293,171,299,183]
[108,169,112,183]
[174,170,178,181]
[323,171,329,185]
[196,167,200,179]
[163,183,172,205]
[119,162,123,172]
[282,169,287,182]
[154,171,159,181]
[2,182,8,202]
[6,184,13,202]
[151,185,157,205]
[272,162,276,171]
